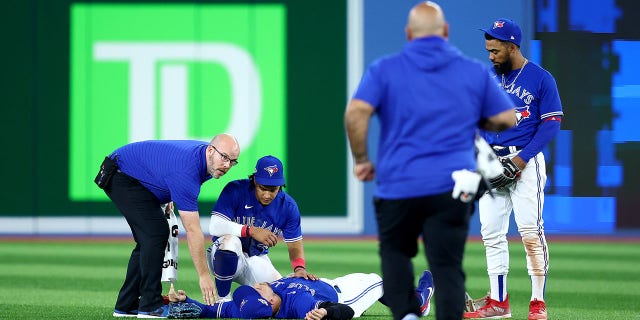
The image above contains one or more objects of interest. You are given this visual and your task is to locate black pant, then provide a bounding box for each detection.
[374,192,472,320]
[104,171,169,313]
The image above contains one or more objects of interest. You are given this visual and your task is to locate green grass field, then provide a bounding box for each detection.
[1,238,639,319]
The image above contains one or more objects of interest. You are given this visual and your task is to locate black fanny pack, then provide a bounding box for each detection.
[95,156,118,189]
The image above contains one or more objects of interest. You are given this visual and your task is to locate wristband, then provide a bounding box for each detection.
[241,225,252,237]
[291,257,306,271]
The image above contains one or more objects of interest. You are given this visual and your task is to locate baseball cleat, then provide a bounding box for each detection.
[415,270,434,316]
[463,295,511,319]
[528,299,547,320]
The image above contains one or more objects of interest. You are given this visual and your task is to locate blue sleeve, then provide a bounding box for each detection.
[212,182,241,219]
[282,196,303,242]
[182,297,240,318]
[518,118,562,162]
[518,71,563,162]
[166,173,201,212]
[352,60,384,109]
[538,72,563,118]
[287,293,321,318]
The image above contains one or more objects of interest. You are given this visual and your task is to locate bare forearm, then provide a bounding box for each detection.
[287,241,304,261]
[345,99,374,163]
[483,109,516,132]
[186,230,210,277]
[346,123,369,163]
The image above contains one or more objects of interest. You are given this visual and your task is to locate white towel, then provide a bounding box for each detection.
[161,203,179,283]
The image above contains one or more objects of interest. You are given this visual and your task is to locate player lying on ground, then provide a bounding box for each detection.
[165,270,434,319]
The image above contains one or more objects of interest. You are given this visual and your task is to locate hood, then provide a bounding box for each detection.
[403,36,461,71]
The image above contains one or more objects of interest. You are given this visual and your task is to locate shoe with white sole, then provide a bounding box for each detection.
[415,270,434,316]
[463,295,511,319]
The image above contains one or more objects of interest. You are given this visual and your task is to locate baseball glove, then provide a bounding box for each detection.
[489,157,521,189]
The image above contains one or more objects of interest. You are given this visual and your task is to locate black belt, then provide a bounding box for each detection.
[492,146,522,157]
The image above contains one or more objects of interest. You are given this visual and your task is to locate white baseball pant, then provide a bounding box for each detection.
[206,235,282,289]
[479,151,549,277]
[321,273,384,317]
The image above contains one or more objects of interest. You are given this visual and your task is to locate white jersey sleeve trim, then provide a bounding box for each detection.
[283,236,303,243]
[209,212,243,237]
[540,111,563,119]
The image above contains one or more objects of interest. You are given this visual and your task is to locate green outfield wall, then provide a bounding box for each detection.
[2,0,348,218]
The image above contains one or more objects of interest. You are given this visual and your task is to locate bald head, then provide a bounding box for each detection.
[210,133,240,154]
[405,1,448,40]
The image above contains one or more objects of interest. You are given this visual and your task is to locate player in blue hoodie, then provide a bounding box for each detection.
[344,2,516,320]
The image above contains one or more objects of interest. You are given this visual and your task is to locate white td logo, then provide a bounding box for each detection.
[94,42,261,148]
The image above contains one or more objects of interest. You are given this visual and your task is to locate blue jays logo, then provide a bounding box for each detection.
[493,21,505,29]
[264,165,279,177]
[515,106,531,126]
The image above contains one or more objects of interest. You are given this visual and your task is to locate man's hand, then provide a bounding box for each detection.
[163,202,174,215]
[354,161,375,181]
[199,276,218,305]
[305,308,328,320]
[251,227,278,247]
[168,283,187,303]
[179,210,218,305]
[489,157,522,189]
[293,268,318,281]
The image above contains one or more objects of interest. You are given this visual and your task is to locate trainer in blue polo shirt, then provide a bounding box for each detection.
[206,155,317,301]
[344,2,516,319]
[97,133,240,317]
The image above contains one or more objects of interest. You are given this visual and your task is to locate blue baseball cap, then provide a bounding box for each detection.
[253,155,285,186]
[481,18,522,47]
[232,285,273,318]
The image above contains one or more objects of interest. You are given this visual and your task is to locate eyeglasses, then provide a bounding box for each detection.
[210,145,239,166]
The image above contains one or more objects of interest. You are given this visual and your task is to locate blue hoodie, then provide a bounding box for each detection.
[353,36,513,199]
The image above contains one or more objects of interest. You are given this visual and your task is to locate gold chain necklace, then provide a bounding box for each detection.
[501,58,528,89]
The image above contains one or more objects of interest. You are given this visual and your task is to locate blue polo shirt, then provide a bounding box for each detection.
[353,36,514,199]
[110,140,211,211]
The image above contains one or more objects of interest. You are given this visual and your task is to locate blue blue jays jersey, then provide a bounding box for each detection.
[211,179,303,256]
[270,278,339,318]
[481,61,563,147]
[111,140,211,211]
[176,278,339,319]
